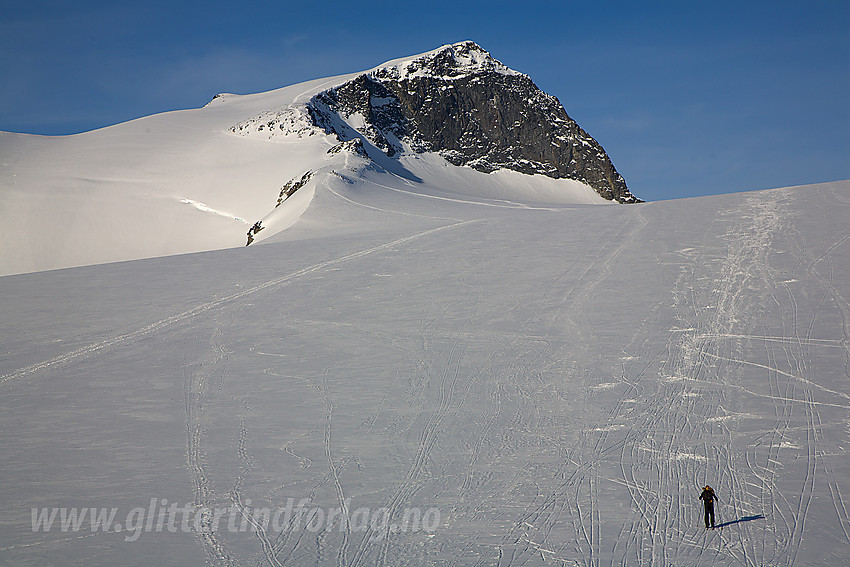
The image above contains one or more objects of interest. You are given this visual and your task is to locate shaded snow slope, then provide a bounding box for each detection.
[0,42,616,277]
[1,181,848,566]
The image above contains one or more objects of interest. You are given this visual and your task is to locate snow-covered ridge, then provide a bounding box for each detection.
[226,41,517,142]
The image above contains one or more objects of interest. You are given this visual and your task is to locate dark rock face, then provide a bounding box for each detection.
[311,76,414,158]
[307,41,640,203]
[276,170,314,207]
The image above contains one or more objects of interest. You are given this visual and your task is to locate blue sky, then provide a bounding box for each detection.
[1,0,847,201]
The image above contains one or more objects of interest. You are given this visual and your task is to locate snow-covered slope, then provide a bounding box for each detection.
[1,180,848,566]
[0,41,627,278]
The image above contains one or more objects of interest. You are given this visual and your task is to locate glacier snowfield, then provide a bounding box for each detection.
[2,179,849,566]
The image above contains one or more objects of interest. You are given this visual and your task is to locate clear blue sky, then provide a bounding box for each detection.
[2,0,848,201]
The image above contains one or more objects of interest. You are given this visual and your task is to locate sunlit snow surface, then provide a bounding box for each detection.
[0,42,606,278]
[1,179,849,566]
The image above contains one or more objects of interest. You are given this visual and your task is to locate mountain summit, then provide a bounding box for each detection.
[234,41,639,204]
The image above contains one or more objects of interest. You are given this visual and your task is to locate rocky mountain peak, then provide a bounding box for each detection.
[377,41,522,82]
[231,41,641,203]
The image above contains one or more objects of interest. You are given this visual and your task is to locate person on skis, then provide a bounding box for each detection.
[700,485,718,529]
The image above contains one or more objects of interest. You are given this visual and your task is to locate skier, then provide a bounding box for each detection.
[700,485,717,529]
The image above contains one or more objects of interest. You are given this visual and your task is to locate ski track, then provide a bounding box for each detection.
[350,272,483,567]
[183,324,236,566]
[0,219,477,566]
[322,174,465,223]
[493,189,819,566]
[642,191,791,567]
[0,220,479,388]
[601,188,849,566]
[189,221,488,567]
[486,207,653,567]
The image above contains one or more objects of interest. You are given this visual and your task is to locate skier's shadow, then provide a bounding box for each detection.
[716,514,765,528]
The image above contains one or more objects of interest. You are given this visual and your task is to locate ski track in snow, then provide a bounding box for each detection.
[490,207,653,567]
[467,186,849,567]
[602,189,849,566]
[0,218,480,567]
[614,192,793,566]
[0,220,479,388]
